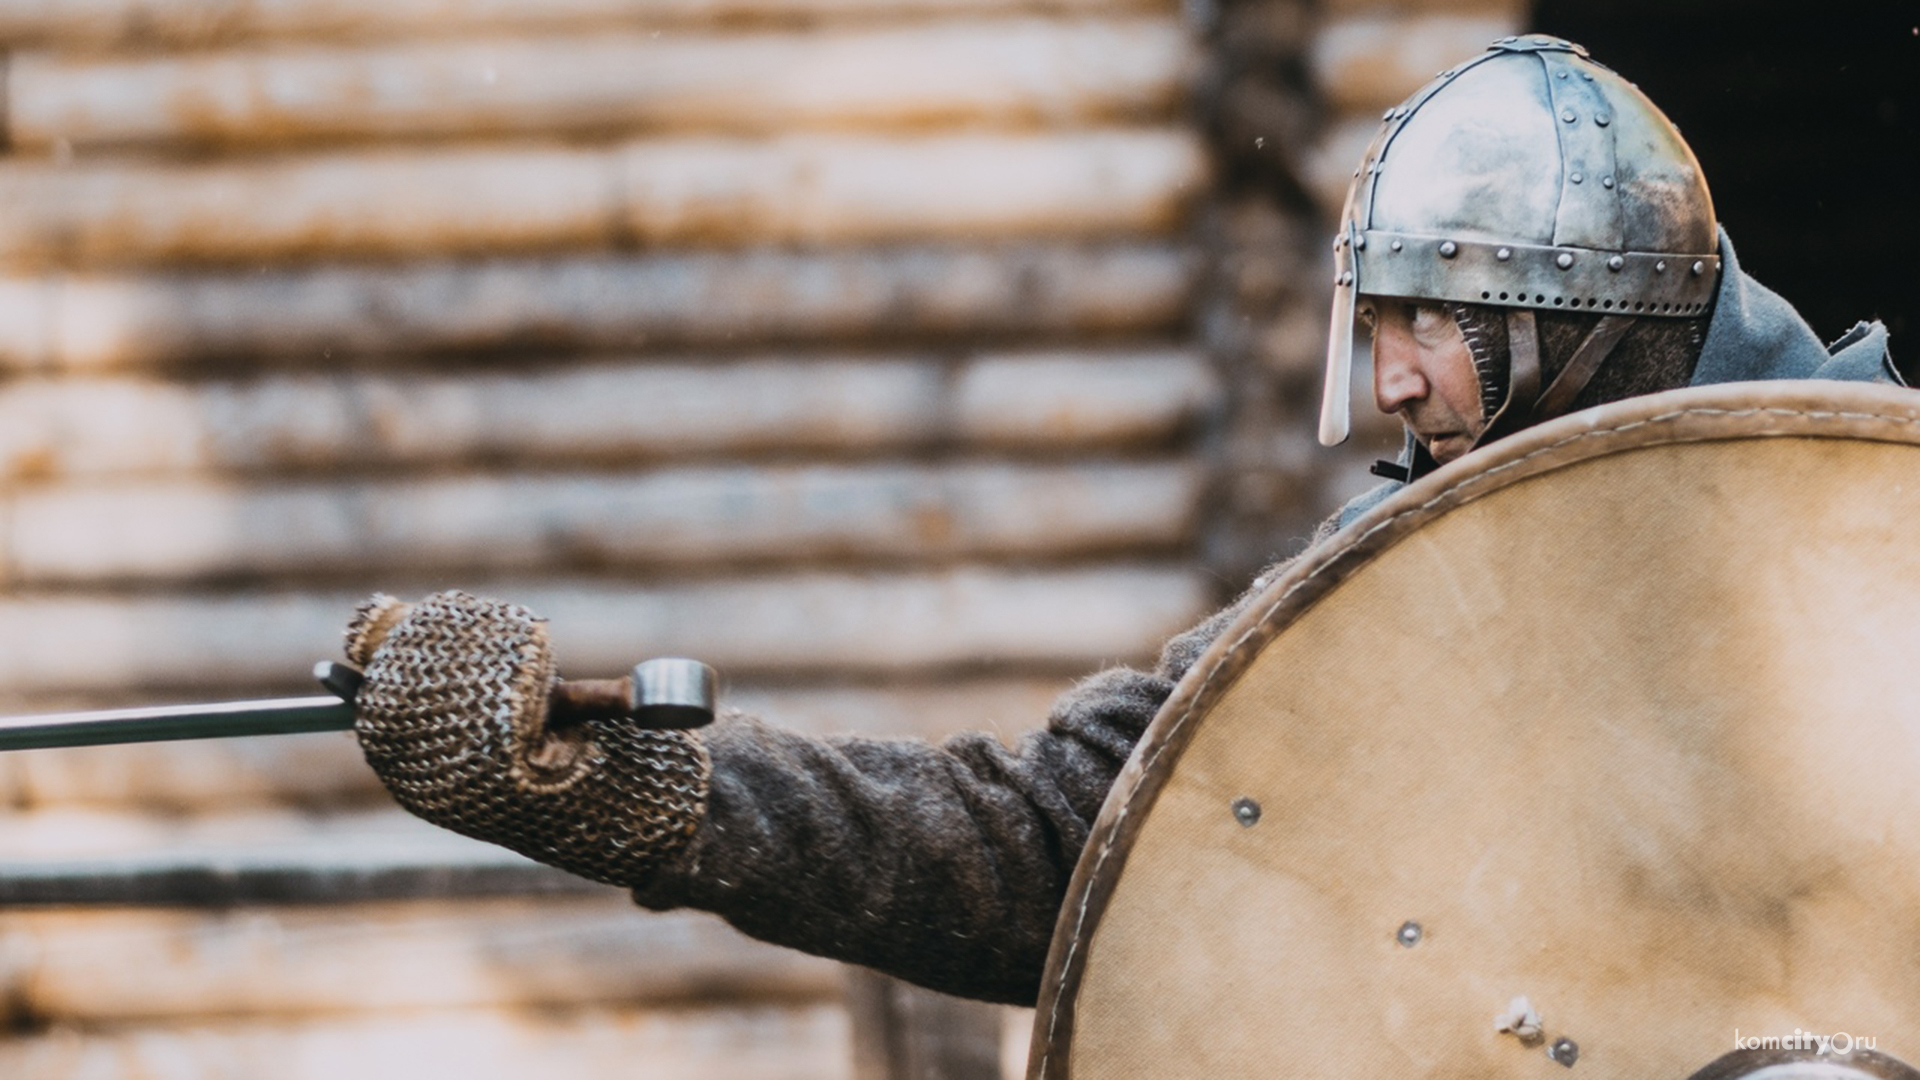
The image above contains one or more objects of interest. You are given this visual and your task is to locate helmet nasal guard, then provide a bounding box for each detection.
[1319,36,1720,447]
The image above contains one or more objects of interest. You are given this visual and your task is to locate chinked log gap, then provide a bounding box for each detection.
[0,658,716,751]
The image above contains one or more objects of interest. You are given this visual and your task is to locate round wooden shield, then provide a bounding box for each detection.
[1031,382,1920,1079]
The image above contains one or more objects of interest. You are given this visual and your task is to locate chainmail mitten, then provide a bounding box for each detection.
[345,590,710,888]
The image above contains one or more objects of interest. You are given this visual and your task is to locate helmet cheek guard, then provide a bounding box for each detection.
[1318,36,1721,449]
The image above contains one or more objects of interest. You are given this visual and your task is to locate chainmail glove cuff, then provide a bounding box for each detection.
[346,590,710,889]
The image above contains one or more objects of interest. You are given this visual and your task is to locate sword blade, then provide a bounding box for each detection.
[0,657,716,752]
[0,695,354,752]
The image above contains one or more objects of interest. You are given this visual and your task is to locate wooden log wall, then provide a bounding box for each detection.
[0,0,1211,1076]
[0,0,1537,1075]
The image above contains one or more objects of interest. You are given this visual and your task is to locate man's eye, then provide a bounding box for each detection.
[1410,304,1447,330]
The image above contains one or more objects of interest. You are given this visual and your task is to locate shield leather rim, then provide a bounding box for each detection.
[1027,379,1920,1079]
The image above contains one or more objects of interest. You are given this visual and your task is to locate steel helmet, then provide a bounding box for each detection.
[1319,36,1720,449]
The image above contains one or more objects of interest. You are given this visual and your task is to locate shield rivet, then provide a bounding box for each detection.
[1231,797,1262,826]
[1561,109,1577,124]
[1396,921,1423,947]
[1548,1038,1580,1067]
[1692,261,1706,275]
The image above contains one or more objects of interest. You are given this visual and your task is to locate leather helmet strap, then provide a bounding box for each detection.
[1536,314,1634,420]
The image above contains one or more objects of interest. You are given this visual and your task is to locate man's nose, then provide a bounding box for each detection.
[1372,330,1428,415]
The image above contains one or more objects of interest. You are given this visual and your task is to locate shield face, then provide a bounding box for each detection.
[1032,382,1920,1079]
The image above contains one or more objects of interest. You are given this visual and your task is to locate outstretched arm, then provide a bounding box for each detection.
[346,577,1266,1006]
[631,665,1174,1005]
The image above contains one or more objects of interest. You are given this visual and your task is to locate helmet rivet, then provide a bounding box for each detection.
[1557,71,1569,79]
[1601,175,1615,188]
[1499,36,1516,44]
[1569,172,1584,184]
[1581,72,1595,81]
[1533,37,1552,46]
[1556,252,1575,270]
[1607,255,1625,271]
[1382,108,1394,121]
[1595,113,1611,127]
[1337,270,1354,286]
[1390,239,1404,252]
[1561,109,1577,124]
[1353,234,1367,251]
[1691,261,1706,275]
[1439,241,1459,259]
[1496,247,1512,262]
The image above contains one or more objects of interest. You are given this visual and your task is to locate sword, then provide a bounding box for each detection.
[0,658,717,752]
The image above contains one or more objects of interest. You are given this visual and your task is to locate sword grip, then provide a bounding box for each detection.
[315,660,716,730]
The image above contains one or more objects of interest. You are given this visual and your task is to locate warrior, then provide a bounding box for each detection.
[342,38,1901,1008]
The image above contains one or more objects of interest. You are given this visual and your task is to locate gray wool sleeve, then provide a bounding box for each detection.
[627,588,1264,1006]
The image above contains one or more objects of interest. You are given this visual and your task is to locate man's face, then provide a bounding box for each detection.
[1363,297,1486,464]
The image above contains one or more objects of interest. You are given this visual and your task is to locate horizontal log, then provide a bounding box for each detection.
[1311,11,1523,113]
[6,460,1205,583]
[0,676,1073,809]
[0,243,1195,371]
[0,130,1207,268]
[0,349,1219,480]
[0,0,1173,50]
[0,1001,853,1080]
[0,805,610,904]
[3,897,842,1016]
[0,564,1211,694]
[10,18,1195,151]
